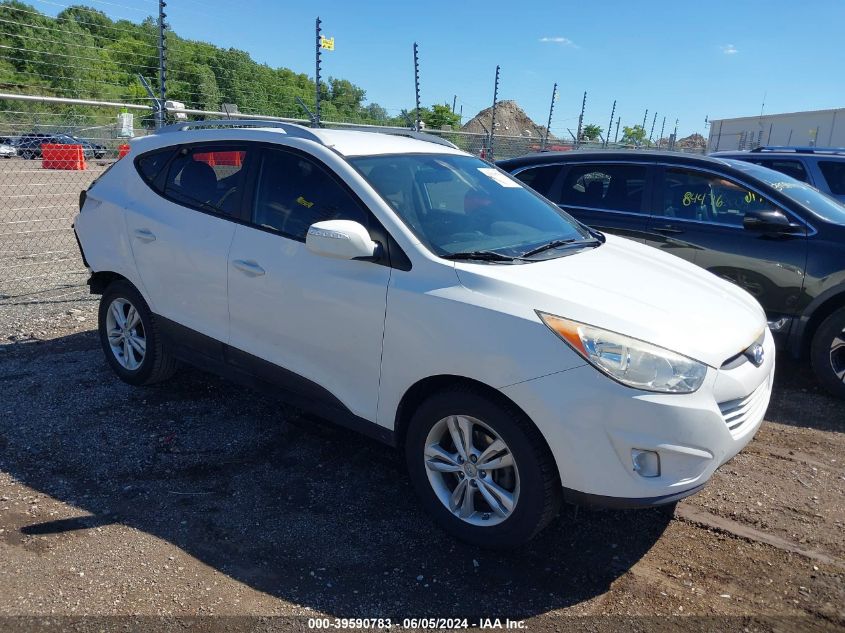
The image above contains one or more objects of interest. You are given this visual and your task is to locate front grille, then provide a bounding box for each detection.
[718,378,771,435]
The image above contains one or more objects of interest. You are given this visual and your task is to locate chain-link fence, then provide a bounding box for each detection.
[0,99,153,305]
[0,94,711,305]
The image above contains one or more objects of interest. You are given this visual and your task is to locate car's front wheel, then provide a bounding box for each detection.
[405,386,560,548]
[811,306,845,399]
[98,280,177,386]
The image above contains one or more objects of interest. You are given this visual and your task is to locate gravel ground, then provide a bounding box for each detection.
[0,299,843,632]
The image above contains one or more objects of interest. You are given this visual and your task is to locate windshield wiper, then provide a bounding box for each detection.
[520,237,600,258]
[441,250,517,262]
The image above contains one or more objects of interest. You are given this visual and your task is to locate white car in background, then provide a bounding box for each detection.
[73,121,774,547]
[0,143,16,158]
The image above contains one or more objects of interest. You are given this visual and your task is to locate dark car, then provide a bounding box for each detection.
[16,133,106,160]
[498,150,845,397]
[713,146,845,204]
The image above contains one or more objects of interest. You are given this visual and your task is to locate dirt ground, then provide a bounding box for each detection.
[0,300,843,632]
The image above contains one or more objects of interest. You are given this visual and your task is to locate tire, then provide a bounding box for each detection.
[404,385,561,548]
[810,306,845,399]
[20,150,34,160]
[97,280,177,386]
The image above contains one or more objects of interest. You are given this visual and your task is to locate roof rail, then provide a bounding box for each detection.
[156,119,324,144]
[749,145,845,155]
[155,118,459,150]
[334,125,459,149]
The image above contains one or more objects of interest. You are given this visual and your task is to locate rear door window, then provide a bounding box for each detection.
[748,159,809,183]
[555,163,647,213]
[659,168,775,226]
[818,161,845,195]
[513,165,562,197]
[163,145,252,217]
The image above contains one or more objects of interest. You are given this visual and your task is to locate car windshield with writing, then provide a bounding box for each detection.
[350,154,592,260]
[726,159,845,224]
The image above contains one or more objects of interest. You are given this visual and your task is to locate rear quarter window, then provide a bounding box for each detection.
[136,149,177,187]
[818,161,845,195]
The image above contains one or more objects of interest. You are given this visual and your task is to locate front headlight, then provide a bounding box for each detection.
[538,312,708,393]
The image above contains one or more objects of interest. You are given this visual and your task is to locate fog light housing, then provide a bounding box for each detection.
[631,449,660,477]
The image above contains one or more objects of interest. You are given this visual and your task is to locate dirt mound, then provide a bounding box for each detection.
[461,100,554,140]
[677,132,707,149]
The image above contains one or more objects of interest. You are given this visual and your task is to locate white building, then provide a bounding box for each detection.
[708,107,845,151]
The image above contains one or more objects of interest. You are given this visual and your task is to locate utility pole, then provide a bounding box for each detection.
[658,116,666,149]
[604,99,616,148]
[488,65,500,160]
[314,17,322,127]
[642,109,648,132]
[671,118,678,150]
[157,0,167,128]
[614,116,621,143]
[452,94,457,115]
[575,91,586,148]
[542,82,557,150]
[648,111,657,146]
[413,43,421,131]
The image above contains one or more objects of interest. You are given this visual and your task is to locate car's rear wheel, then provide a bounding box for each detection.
[811,306,845,399]
[405,386,560,548]
[20,149,34,160]
[98,280,177,386]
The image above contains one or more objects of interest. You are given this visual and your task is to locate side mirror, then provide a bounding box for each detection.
[306,220,379,260]
[743,209,803,234]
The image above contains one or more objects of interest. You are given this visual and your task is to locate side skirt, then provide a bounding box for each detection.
[156,316,395,447]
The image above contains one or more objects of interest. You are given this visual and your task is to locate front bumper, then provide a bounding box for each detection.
[500,329,776,503]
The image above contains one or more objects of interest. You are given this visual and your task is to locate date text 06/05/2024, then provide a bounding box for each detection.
[307,617,526,629]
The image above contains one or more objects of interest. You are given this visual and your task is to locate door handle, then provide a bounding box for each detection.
[652,225,684,235]
[133,228,156,242]
[232,259,266,277]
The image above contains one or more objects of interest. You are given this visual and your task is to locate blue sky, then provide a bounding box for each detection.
[43,0,845,138]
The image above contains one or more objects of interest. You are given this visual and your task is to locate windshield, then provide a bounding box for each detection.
[726,159,845,224]
[349,153,591,259]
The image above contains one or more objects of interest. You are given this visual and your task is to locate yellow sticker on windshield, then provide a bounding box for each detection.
[296,195,314,208]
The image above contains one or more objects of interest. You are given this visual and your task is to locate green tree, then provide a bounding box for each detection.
[581,123,603,141]
[621,124,647,145]
[422,103,460,130]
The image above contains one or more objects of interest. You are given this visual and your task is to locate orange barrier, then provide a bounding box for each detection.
[118,144,130,158]
[193,150,244,167]
[41,144,86,170]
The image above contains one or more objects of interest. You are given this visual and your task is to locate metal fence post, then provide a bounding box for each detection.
[604,100,616,148]
[542,82,557,150]
[157,0,167,129]
[413,43,421,132]
[575,91,586,149]
[489,65,500,160]
[315,17,322,127]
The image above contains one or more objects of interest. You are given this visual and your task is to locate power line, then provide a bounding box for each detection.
[1,4,158,40]
[0,26,158,55]
[0,44,161,71]
[0,17,158,49]
[32,0,151,19]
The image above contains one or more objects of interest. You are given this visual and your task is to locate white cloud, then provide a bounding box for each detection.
[721,44,738,55]
[539,36,577,47]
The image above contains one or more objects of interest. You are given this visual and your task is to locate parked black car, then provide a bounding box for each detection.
[16,133,107,160]
[498,150,845,397]
[712,146,845,204]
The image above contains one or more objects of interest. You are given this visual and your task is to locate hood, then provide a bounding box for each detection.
[454,235,766,368]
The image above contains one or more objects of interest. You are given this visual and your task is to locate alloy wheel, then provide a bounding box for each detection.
[830,328,845,383]
[105,297,146,370]
[423,414,520,527]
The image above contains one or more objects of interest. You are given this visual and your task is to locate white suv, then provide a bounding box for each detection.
[74,121,775,548]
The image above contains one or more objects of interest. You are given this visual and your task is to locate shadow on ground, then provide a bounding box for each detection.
[767,352,845,433]
[0,331,709,618]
